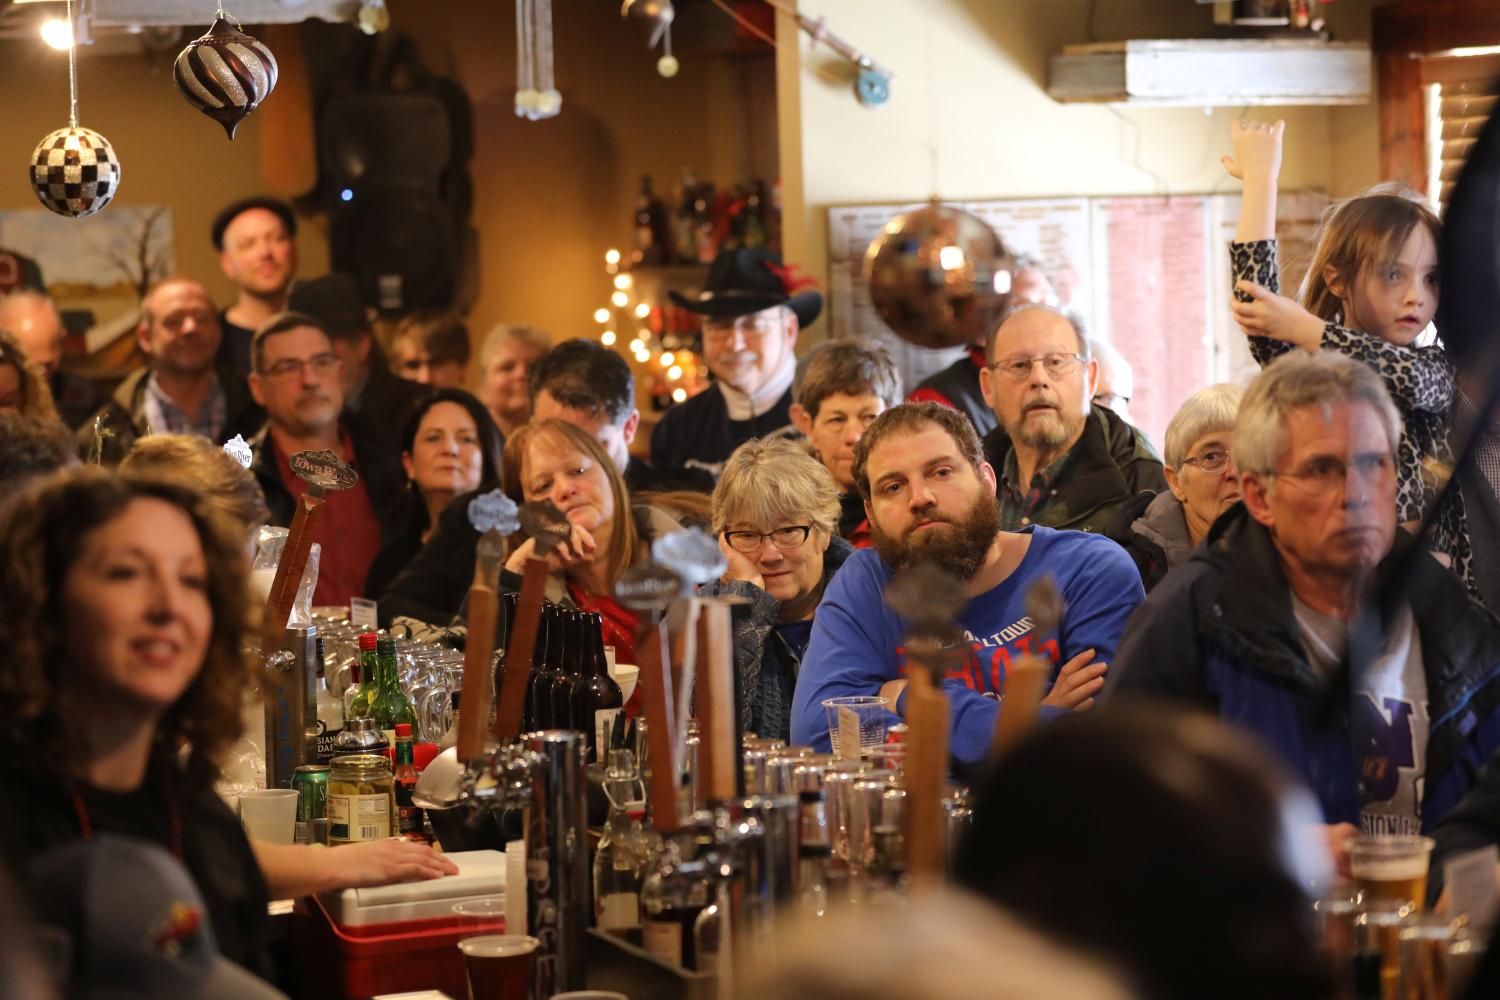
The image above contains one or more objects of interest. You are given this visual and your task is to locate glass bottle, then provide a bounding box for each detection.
[523,601,553,730]
[594,749,649,933]
[393,722,424,841]
[347,631,379,719]
[640,830,710,970]
[548,609,581,731]
[798,788,831,918]
[371,636,417,747]
[572,611,624,763]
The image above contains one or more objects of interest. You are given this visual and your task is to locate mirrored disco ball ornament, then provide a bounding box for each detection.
[173,14,278,139]
[29,126,121,219]
[863,202,1014,350]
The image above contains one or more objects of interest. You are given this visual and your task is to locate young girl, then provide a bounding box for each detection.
[1223,119,1452,534]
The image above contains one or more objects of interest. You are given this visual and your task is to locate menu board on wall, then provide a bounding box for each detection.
[827,190,1330,446]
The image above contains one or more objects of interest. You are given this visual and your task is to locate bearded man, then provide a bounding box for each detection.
[788,402,1144,766]
[979,304,1165,533]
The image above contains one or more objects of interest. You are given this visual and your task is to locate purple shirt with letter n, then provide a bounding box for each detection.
[789,526,1145,765]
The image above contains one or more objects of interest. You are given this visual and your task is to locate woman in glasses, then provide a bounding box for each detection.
[1110,384,1243,590]
[699,437,852,742]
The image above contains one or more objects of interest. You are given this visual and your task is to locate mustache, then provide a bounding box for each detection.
[295,392,334,406]
[718,352,760,364]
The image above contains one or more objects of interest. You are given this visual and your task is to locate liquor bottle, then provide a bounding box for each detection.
[640,830,710,970]
[673,168,700,266]
[347,632,379,719]
[393,722,424,841]
[523,601,552,730]
[633,175,670,266]
[371,636,417,747]
[548,609,582,731]
[572,611,624,762]
[594,749,649,933]
[797,788,832,918]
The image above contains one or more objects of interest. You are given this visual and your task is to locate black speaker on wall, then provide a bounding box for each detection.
[321,93,458,316]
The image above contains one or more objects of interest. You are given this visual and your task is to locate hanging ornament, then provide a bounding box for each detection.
[864,202,1013,350]
[515,0,562,121]
[29,0,120,218]
[172,4,278,140]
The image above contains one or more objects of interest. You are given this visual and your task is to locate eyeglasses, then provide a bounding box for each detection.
[263,353,340,381]
[721,525,812,554]
[1180,448,1233,473]
[1268,453,1394,495]
[989,353,1083,381]
[703,314,782,343]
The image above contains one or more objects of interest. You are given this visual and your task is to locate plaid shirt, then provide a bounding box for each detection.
[998,447,1075,528]
[141,372,228,442]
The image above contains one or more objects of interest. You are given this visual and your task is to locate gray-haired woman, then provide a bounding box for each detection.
[1109,384,1243,590]
[699,436,854,742]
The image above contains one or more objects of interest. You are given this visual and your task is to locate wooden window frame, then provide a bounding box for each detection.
[1374,0,1500,195]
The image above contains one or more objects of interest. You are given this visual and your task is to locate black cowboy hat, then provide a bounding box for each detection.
[669,248,822,329]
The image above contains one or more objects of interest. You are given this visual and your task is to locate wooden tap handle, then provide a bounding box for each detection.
[493,557,550,743]
[263,492,324,647]
[696,603,738,803]
[636,617,681,832]
[904,666,950,886]
[456,585,499,763]
[989,655,1049,764]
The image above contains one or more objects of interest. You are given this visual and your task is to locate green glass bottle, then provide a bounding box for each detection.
[347,632,380,720]
[372,635,418,747]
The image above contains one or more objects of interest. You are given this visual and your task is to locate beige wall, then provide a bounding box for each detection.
[0,1,750,368]
[778,0,1381,347]
[0,39,330,311]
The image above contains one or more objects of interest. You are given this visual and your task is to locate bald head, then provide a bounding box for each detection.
[980,304,1099,456]
[0,291,63,379]
[138,278,220,378]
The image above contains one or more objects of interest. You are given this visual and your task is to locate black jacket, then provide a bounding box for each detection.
[344,363,432,456]
[1111,503,1500,834]
[649,383,794,479]
[909,349,996,437]
[982,403,1167,534]
[75,365,264,465]
[625,455,715,494]
[247,421,407,544]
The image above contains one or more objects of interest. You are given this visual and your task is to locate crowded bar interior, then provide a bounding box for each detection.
[5,0,1500,997]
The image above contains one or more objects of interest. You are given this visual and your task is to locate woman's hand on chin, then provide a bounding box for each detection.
[718,535,765,591]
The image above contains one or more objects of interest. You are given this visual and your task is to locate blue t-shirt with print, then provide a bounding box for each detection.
[789,525,1145,765]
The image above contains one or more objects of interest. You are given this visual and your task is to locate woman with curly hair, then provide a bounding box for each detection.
[0,469,270,972]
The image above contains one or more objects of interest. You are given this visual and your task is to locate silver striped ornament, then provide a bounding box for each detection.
[172,15,278,140]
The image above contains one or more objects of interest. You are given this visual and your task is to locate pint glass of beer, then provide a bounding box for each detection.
[1347,835,1435,910]
[457,934,539,1000]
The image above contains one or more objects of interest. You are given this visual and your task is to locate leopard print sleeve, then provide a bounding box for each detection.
[1230,239,1290,369]
[1320,326,1457,414]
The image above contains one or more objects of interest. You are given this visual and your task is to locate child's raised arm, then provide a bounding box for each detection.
[1224,118,1284,243]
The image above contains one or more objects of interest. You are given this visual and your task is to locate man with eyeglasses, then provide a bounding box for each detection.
[979,304,1165,533]
[1113,353,1500,863]
[789,401,1144,769]
[77,277,263,465]
[246,312,404,606]
[652,249,822,479]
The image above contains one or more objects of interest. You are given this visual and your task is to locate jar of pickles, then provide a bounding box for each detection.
[328,753,397,844]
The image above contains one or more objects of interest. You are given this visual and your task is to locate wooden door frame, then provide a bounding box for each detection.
[1374,0,1500,194]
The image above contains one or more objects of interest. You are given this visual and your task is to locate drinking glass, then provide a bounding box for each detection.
[822,696,891,760]
[453,897,508,939]
[457,933,538,1000]
[1347,835,1435,910]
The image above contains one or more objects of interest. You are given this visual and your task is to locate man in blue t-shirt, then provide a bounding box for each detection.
[789,402,1145,766]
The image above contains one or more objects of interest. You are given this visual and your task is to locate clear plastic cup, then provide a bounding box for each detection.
[822,695,891,760]
[1348,835,1435,910]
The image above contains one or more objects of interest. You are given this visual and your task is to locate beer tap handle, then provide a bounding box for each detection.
[636,615,682,832]
[493,557,549,743]
[903,644,951,886]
